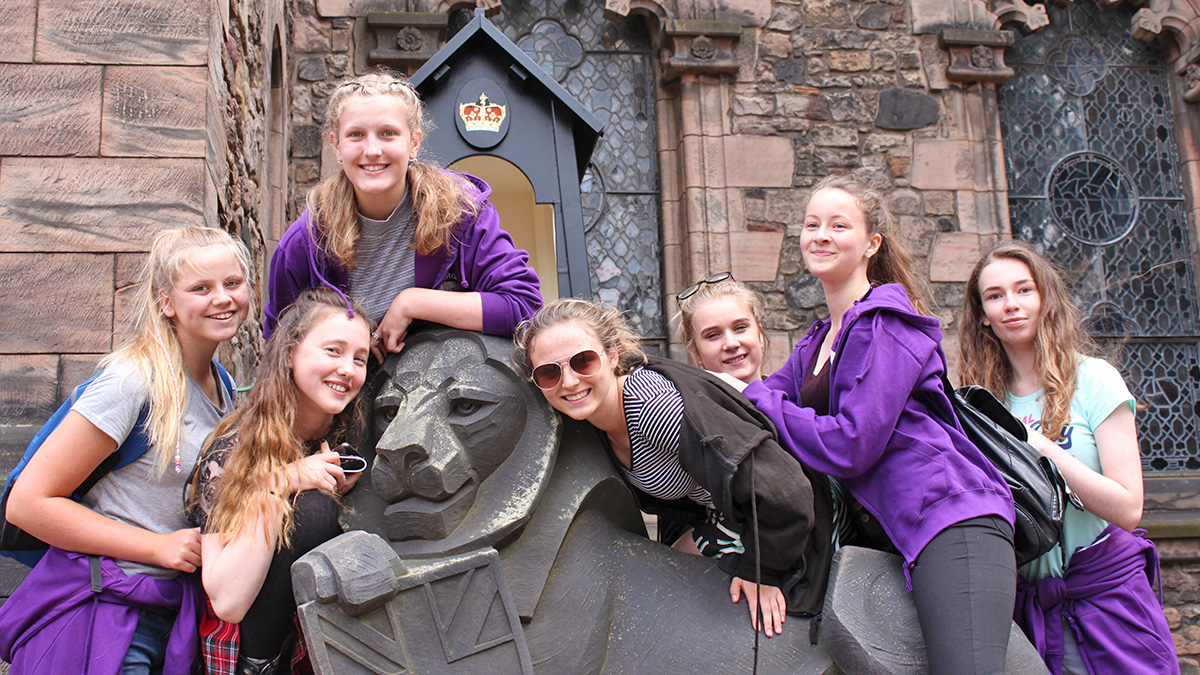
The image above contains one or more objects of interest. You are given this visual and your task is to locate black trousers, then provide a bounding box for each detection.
[910,515,1016,675]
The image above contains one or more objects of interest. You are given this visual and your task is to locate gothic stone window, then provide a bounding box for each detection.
[999,2,1199,471]
[490,1,665,353]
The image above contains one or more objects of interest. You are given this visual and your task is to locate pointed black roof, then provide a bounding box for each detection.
[410,9,604,179]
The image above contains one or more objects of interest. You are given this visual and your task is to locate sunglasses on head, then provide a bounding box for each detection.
[531,349,603,390]
[677,271,733,302]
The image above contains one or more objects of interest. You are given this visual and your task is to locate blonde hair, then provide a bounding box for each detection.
[198,288,373,548]
[307,68,482,266]
[958,240,1094,441]
[675,278,770,373]
[101,226,252,475]
[810,175,932,316]
[513,298,646,379]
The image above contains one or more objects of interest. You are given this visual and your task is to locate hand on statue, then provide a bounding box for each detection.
[730,577,786,637]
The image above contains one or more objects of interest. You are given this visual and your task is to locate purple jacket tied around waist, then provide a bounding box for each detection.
[0,546,201,674]
[743,283,1015,567]
[1015,524,1178,675]
[264,170,541,338]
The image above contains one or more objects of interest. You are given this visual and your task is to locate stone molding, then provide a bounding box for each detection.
[938,28,1017,85]
[364,12,448,73]
[988,0,1049,33]
[659,19,742,82]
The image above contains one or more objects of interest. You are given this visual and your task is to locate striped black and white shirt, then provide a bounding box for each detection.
[621,368,715,508]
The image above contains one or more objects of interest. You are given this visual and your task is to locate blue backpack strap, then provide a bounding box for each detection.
[109,360,236,472]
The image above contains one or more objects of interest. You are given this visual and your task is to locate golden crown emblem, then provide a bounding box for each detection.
[458,92,506,133]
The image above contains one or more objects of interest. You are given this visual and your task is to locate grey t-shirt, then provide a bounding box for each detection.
[347,191,417,324]
[74,358,233,578]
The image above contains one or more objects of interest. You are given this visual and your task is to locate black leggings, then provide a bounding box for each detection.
[239,490,341,660]
[910,515,1016,675]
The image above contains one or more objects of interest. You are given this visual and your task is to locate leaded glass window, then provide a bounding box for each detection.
[999,3,1199,471]
[490,1,665,353]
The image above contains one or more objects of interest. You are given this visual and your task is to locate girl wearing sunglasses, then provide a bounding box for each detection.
[513,299,833,637]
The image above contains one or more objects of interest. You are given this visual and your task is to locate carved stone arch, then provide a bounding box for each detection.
[602,0,672,27]
[987,0,1050,32]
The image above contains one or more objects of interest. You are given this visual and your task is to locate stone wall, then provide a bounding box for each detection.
[0,0,278,471]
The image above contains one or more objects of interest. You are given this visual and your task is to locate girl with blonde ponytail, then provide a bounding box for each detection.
[265,68,542,355]
[731,176,1017,675]
[1,226,252,675]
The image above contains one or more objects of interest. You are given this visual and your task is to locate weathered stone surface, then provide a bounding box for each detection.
[724,135,795,188]
[811,124,859,147]
[101,66,207,158]
[910,0,957,35]
[0,355,57,476]
[775,57,807,85]
[777,93,831,120]
[292,124,323,158]
[0,65,102,157]
[61,355,104,399]
[787,271,826,309]
[802,0,854,28]
[315,0,404,17]
[828,50,872,72]
[730,230,785,281]
[114,253,146,347]
[876,88,940,130]
[0,158,206,252]
[297,56,328,81]
[910,139,975,190]
[0,0,37,62]
[36,0,209,65]
[858,5,893,30]
[888,188,922,215]
[293,14,332,53]
[0,253,114,353]
[827,90,872,123]
[930,232,980,282]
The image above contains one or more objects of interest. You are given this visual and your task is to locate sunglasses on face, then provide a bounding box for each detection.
[531,349,603,390]
[677,271,734,302]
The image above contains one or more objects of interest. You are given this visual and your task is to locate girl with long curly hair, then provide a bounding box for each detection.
[188,288,373,674]
[960,240,1176,675]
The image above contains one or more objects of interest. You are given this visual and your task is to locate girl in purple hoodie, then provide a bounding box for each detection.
[725,176,1017,675]
[265,69,541,350]
[960,241,1177,675]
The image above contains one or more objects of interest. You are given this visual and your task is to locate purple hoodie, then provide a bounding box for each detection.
[743,284,1014,566]
[1014,525,1178,675]
[264,170,542,338]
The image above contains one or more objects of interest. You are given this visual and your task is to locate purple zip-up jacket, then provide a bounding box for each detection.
[1015,524,1177,675]
[0,546,202,674]
[264,171,541,338]
[743,284,1014,567]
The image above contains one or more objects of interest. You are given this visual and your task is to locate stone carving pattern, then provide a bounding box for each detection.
[497,0,665,350]
[396,26,424,52]
[999,1,1198,471]
[990,0,1051,32]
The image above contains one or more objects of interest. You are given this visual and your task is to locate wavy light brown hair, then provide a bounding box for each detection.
[958,240,1094,441]
[198,288,372,547]
[675,277,770,375]
[810,175,932,316]
[103,226,252,475]
[513,298,647,380]
[307,68,482,267]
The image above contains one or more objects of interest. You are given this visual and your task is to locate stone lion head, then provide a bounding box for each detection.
[342,327,560,558]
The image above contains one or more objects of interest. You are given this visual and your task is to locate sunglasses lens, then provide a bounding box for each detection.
[570,350,601,377]
[532,363,562,389]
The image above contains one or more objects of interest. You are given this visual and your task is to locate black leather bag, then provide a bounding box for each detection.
[921,374,1081,566]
